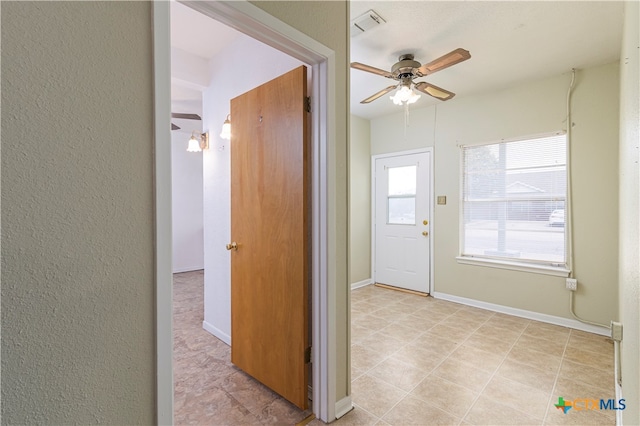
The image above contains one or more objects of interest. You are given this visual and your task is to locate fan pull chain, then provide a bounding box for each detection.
[404,102,410,136]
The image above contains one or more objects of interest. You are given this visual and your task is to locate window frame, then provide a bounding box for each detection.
[456,132,571,277]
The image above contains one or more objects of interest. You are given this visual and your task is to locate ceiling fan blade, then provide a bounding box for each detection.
[171,113,202,120]
[351,62,394,79]
[171,123,180,130]
[360,85,398,104]
[416,48,471,76]
[414,82,456,101]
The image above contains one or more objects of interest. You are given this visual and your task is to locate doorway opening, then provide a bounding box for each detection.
[153,1,337,423]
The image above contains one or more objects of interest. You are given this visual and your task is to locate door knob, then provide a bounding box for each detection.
[422,231,429,236]
[226,242,238,251]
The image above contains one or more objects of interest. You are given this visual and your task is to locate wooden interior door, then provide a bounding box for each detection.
[229,66,309,409]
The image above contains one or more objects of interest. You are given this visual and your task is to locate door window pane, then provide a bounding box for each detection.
[388,165,417,225]
[388,197,416,224]
[388,166,417,196]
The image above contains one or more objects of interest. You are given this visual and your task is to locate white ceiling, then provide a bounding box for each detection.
[170,1,241,60]
[170,1,242,131]
[350,1,624,119]
[171,1,624,121]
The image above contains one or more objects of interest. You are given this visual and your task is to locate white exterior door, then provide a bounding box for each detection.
[374,151,431,293]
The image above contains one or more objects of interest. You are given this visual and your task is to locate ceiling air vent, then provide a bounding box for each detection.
[350,9,386,37]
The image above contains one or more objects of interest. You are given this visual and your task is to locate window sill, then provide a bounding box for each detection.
[456,256,570,277]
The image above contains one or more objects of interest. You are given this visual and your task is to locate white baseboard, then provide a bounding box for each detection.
[173,266,204,274]
[335,395,353,419]
[432,291,610,336]
[351,278,372,290]
[202,321,231,345]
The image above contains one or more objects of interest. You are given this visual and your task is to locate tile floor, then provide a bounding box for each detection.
[173,271,312,425]
[174,271,615,425]
[332,284,615,426]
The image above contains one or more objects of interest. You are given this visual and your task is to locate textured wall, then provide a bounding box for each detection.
[370,63,620,325]
[619,1,640,423]
[1,2,156,423]
[249,0,350,403]
[349,115,371,284]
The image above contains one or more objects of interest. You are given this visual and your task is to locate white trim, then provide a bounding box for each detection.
[152,2,174,425]
[156,1,336,423]
[351,278,372,290]
[334,395,353,419]
[456,256,571,277]
[202,321,231,346]
[614,339,623,426]
[370,148,435,294]
[428,148,435,295]
[432,291,610,336]
[172,266,204,274]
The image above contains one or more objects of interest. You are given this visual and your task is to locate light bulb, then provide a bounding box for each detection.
[220,116,231,140]
[187,136,201,152]
[390,85,421,105]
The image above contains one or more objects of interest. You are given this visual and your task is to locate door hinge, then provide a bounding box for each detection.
[305,346,312,364]
[305,96,311,113]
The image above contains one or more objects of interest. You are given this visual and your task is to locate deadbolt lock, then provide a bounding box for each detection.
[423,220,429,225]
[226,242,238,251]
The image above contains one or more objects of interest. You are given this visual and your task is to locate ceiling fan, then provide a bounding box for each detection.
[171,112,201,131]
[351,48,471,104]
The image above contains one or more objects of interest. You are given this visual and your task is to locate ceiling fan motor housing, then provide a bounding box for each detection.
[391,54,422,78]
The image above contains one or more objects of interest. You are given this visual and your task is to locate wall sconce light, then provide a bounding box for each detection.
[186,131,209,153]
[220,114,231,140]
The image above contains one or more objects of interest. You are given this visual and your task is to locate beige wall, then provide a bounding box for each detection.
[349,115,371,284]
[2,2,155,423]
[249,0,351,404]
[619,1,639,423]
[370,63,620,324]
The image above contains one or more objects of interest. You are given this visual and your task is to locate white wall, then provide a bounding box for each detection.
[202,34,307,344]
[171,131,204,273]
[619,1,639,423]
[369,63,620,326]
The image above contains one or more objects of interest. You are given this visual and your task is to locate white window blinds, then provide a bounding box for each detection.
[461,134,567,266]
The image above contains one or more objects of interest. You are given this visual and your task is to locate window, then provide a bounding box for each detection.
[459,133,568,273]
[387,165,416,225]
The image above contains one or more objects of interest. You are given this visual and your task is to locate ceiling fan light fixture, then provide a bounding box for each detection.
[220,114,231,140]
[390,85,421,105]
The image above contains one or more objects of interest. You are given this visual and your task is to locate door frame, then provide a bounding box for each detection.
[371,148,435,294]
[152,1,337,423]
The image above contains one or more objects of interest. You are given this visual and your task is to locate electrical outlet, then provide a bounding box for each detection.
[566,278,578,291]
[611,321,623,341]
